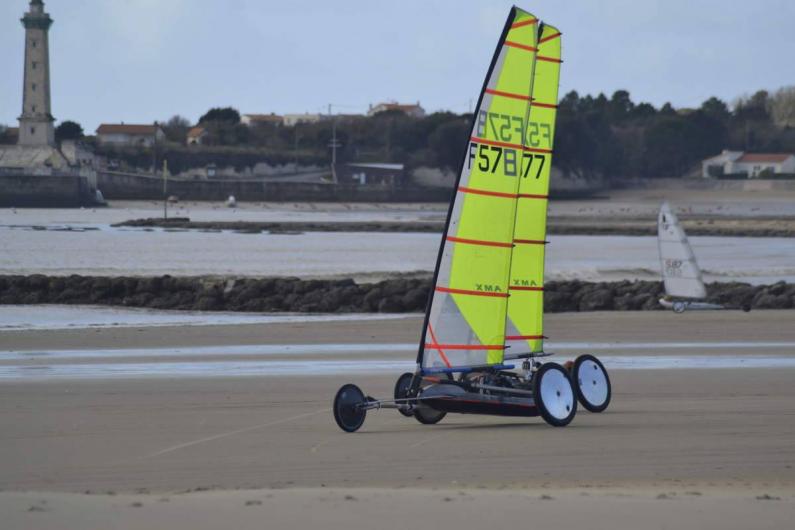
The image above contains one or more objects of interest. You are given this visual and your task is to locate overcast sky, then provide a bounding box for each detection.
[1,0,793,132]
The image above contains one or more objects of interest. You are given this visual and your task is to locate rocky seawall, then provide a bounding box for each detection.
[1,275,794,313]
[114,217,795,238]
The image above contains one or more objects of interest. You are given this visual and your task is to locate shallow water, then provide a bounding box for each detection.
[1,354,794,381]
[2,340,795,380]
[0,305,413,330]
[1,220,792,284]
[4,341,795,361]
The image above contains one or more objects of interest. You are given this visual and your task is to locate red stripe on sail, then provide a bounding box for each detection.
[513,238,547,245]
[424,344,505,351]
[504,41,538,53]
[458,186,517,199]
[510,19,538,29]
[537,55,562,63]
[470,136,553,154]
[539,31,562,44]
[484,89,557,109]
[436,286,509,298]
[446,236,513,248]
[427,323,452,368]
[485,88,532,102]
[517,193,549,200]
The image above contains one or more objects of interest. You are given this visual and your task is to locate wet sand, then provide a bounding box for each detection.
[1,311,794,528]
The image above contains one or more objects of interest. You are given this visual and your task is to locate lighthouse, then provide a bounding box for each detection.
[18,0,55,147]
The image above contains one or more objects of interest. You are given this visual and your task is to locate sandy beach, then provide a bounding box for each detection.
[1,311,794,528]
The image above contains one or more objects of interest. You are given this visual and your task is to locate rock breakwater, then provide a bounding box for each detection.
[1,275,793,313]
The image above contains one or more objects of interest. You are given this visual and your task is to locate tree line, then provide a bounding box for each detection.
[5,86,794,180]
[556,87,795,180]
[149,86,795,180]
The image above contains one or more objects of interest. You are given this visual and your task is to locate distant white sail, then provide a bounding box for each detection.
[657,202,707,299]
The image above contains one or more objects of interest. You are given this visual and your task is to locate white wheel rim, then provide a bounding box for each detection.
[578,360,608,407]
[539,368,574,420]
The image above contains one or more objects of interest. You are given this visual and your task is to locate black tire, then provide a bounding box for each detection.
[414,406,446,425]
[394,372,415,417]
[333,384,367,433]
[572,354,611,413]
[672,301,686,313]
[533,363,577,427]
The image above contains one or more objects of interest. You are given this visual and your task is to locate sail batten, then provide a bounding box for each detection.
[419,7,556,371]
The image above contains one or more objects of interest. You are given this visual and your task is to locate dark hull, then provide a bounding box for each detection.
[419,384,539,417]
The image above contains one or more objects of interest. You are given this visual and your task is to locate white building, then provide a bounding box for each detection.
[95,124,165,147]
[186,126,207,146]
[241,113,284,127]
[282,113,327,127]
[702,150,795,178]
[367,101,426,118]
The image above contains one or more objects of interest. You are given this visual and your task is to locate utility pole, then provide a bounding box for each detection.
[327,103,343,183]
[162,159,169,220]
[293,129,301,173]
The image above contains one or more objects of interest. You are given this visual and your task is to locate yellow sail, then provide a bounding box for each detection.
[419,7,540,371]
[505,22,562,355]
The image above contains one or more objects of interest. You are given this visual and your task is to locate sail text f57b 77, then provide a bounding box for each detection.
[418,8,561,371]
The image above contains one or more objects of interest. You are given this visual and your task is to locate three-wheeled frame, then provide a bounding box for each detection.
[333,352,611,433]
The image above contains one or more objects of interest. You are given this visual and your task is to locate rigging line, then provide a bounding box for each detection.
[144,409,327,458]
[427,323,452,368]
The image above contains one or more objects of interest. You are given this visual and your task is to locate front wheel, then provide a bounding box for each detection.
[533,363,577,427]
[393,372,415,417]
[672,301,687,313]
[333,384,367,433]
[572,354,611,413]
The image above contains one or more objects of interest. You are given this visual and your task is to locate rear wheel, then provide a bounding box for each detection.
[673,301,687,313]
[393,372,415,417]
[413,382,447,425]
[533,363,577,427]
[333,384,367,433]
[572,354,611,413]
[414,406,446,425]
